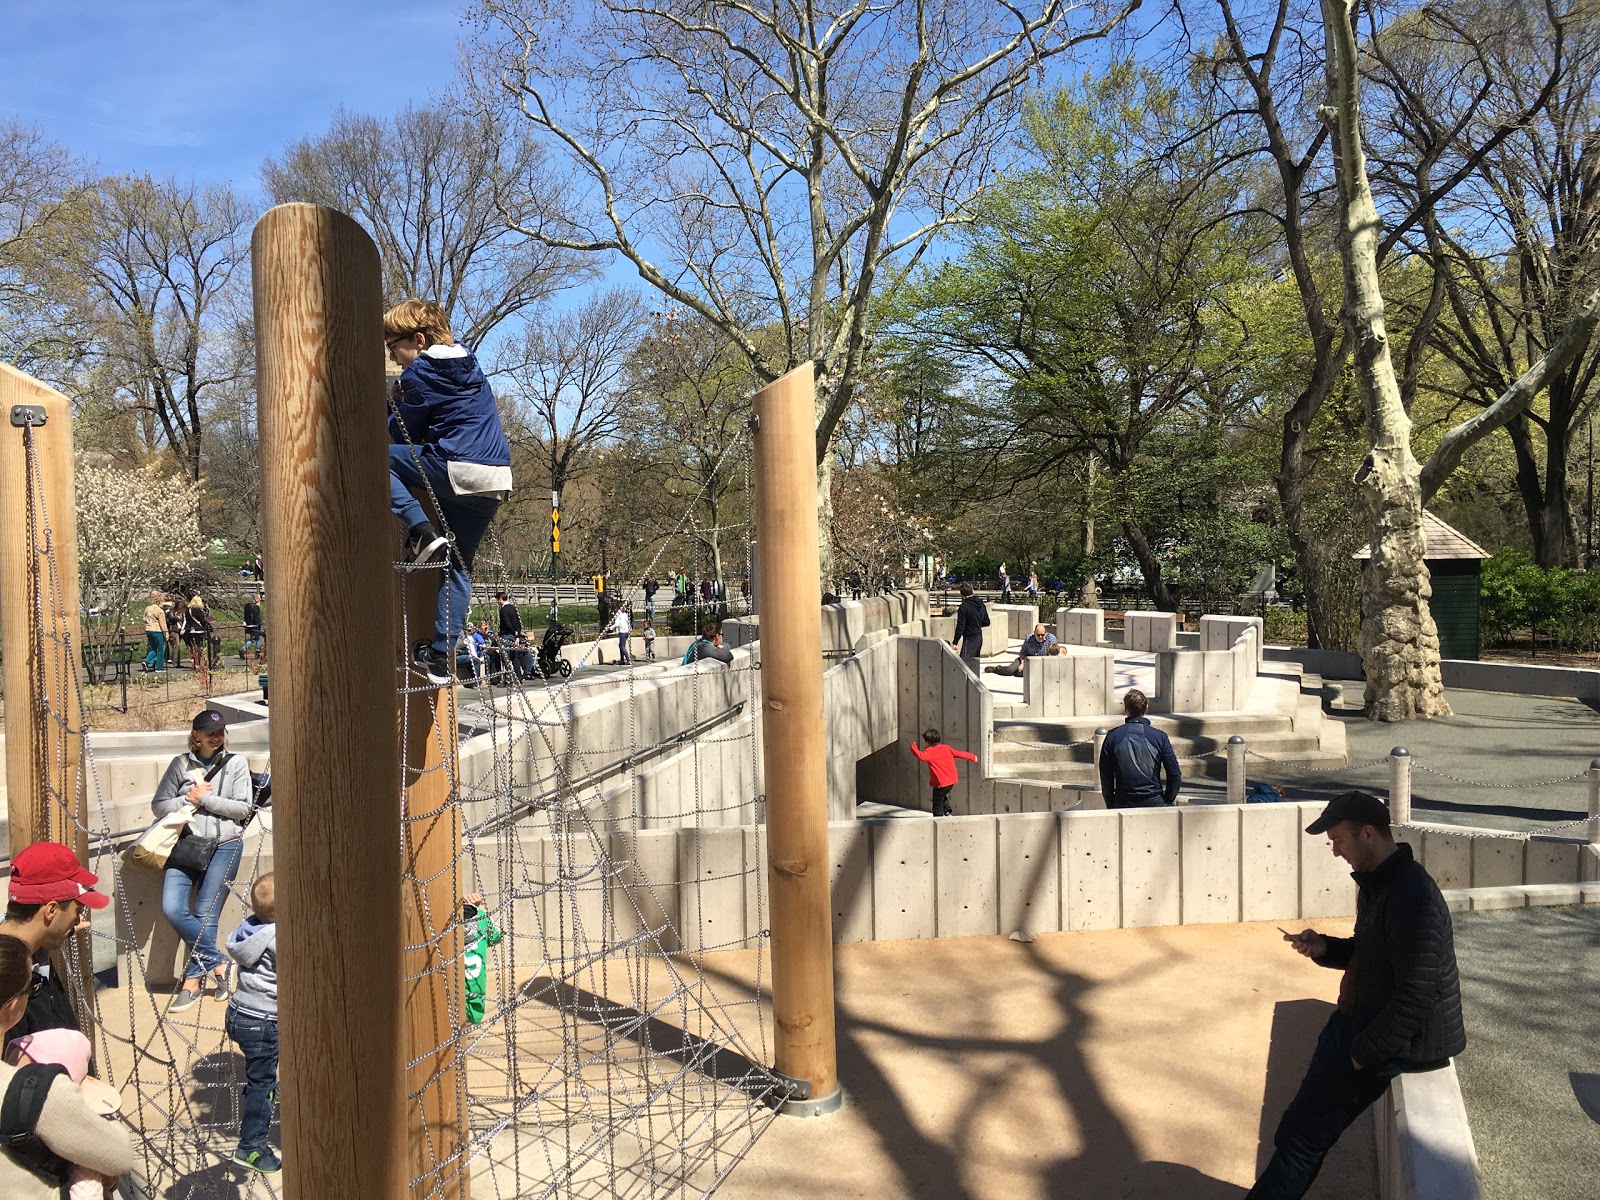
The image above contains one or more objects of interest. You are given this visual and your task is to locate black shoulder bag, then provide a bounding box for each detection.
[167,752,231,873]
[1,1062,72,1195]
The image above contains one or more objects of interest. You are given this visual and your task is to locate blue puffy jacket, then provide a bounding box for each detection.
[1099,716,1181,807]
[388,344,511,468]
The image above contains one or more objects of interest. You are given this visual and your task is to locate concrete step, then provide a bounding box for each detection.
[994,710,1297,745]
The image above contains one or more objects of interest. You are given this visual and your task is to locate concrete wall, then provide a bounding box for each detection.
[1200,615,1264,669]
[991,603,1039,641]
[1021,650,1117,718]
[822,637,901,821]
[1056,608,1104,646]
[1155,623,1259,712]
[727,591,929,655]
[1125,611,1178,652]
[1375,1064,1482,1200]
[1267,646,1600,705]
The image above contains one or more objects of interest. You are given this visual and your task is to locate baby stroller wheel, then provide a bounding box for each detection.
[557,658,572,678]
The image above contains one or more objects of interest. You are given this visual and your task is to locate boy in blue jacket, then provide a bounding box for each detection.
[386,299,513,685]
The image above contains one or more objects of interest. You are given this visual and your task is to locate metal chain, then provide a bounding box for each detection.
[1411,762,1592,789]
[1246,748,1392,772]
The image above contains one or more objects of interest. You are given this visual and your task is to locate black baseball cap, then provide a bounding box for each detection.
[192,709,226,735]
[1305,790,1392,834]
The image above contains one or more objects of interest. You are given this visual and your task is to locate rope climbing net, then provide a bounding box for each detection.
[13,410,788,1198]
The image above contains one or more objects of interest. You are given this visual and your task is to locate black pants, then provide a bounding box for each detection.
[931,785,953,817]
[1247,1011,1402,1199]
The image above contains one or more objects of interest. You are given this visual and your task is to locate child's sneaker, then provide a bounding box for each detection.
[412,643,453,687]
[232,1147,282,1174]
[405,521,449,566]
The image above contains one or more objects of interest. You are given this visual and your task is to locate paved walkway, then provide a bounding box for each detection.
[1452,906,1600,1200]
[1207,688,1599,834]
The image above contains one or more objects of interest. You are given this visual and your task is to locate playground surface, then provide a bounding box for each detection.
[715,919,1371,1200]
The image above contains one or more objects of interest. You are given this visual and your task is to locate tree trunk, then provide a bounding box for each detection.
[816,450,836,586]
[1322,0,1450,720]
[1121,518,1178,612]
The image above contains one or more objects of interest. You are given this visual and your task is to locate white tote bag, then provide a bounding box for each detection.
[128,808,190,870]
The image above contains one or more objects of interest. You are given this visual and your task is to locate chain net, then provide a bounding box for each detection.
[11,418,785,1198]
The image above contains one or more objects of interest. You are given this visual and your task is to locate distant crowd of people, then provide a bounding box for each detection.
[139,590,266,674]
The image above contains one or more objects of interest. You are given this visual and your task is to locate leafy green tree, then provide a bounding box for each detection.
[892,66,1273,608]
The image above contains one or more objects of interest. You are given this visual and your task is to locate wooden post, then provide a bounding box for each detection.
[398,572,468,1196]
[254,203,408,1199]
[0,366,93,1009]
[752,362,840,1115]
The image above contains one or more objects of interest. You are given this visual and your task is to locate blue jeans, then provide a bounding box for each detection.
[225,1006,278,1153]
[388,444,501,654]
[143,631,165,669]
[161,839,244,979]
[618,632,631,663]
[1247,1011,1404,1199]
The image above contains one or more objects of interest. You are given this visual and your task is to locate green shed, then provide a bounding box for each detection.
[1355,511,1487,661]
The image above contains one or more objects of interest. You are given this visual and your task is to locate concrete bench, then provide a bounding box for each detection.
[1022,651,1116,717]
[1056,607,1105,646]
[1125,610,1178,652]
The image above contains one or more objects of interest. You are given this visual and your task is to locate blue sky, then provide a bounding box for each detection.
[0,1,464,192]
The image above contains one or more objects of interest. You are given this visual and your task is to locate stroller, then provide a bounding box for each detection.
[536,622,574,679]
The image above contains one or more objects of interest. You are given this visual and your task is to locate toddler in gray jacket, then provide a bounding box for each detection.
[224,873,280,1174]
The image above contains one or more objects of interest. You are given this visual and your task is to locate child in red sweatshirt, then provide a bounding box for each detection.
[909,728,977,817]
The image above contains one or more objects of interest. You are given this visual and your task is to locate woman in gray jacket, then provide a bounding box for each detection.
[152,709,253,1012]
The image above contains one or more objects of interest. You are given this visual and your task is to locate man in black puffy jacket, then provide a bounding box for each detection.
[1248,791,1465,1200]
[950,584,990,664]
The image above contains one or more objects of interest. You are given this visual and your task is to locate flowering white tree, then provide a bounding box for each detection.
[75,456,204,636]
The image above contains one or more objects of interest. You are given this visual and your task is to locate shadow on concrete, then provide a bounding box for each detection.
[1256,998,1333,1175]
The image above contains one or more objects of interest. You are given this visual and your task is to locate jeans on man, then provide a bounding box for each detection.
[143,631,165,670]
[161,839,244,978]
[389,444,502,654]
[225,1006,279,1154]
[1247,1010,1403,1199]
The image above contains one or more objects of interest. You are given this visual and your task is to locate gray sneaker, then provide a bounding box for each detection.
[212,971,231,1002]
[170,985,202,1013]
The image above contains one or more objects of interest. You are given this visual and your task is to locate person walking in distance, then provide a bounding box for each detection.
[614,603,633,665]
[1098,688,1181,807]
[951,584,991,666]
[141,589,167,673]
[908,729,977,817]
[1248,791,1465,1199]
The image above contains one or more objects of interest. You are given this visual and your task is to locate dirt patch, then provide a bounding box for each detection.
[0,665,262,732]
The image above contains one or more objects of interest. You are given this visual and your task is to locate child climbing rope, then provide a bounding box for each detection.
[908,729,978,817]
[462,893,503,1026]
[386,299,513,686]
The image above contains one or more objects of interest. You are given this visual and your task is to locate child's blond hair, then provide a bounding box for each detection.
[251,873,277,922]
[383,299,455,347]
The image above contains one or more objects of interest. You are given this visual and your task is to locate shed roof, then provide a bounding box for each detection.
[1352,510,1489,561]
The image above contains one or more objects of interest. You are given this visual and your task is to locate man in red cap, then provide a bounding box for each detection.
[0,841,109,1040]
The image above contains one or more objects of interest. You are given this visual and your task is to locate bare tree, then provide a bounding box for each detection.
[1364,0,1600,567]
[263,101,590,349]
[64,175,253,480]
[1320,0,1600,719]
[496,288,648,551]
[1188,0,1564,646]
[0,122,87,377]
[466,0,1143,565]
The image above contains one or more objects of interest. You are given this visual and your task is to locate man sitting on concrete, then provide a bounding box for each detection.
[1098,688,1180,807]
[986,623,1057,676]
[1248,792,1464,1200]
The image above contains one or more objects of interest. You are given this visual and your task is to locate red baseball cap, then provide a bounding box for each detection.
[8,842,110,910]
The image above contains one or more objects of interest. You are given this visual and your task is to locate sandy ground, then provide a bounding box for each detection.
[88,918,1371,1199]
[715,919,1370,1200]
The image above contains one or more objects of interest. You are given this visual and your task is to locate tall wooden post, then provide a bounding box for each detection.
[254,203,408,1199]
[0,366,93,1007]
[752,363,841,1115]
[398,571,468,1196]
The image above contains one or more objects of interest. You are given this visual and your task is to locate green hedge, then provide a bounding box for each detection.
[1479,550,1600,652]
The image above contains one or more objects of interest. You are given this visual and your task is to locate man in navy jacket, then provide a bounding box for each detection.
[386,299,512,685]
[1098,688,1181,806]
